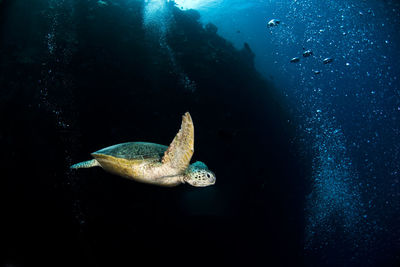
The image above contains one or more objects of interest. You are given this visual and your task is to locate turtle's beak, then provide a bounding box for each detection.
[210,176,216,185]
[204,173,216,187]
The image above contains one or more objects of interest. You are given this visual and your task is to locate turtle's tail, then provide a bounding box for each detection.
[70,159,100,169]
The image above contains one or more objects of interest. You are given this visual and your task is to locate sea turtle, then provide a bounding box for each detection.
[70,112,216,187]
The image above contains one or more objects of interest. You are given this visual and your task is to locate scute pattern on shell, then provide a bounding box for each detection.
[93,142,167,161]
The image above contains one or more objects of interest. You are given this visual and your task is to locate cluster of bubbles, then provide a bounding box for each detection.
[40,0,86,226]
[303,111,378,261]
[143,0,197,92]
[40,0,72,132]
[264,0,400,264]
[180,74,197,92]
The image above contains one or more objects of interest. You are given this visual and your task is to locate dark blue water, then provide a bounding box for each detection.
[0,0,398,266]
[190,0,400,265]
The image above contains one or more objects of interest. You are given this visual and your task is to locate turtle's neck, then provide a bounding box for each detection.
[152,175,185,187]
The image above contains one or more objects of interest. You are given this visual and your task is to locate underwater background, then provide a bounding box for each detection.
[0,0,398,266]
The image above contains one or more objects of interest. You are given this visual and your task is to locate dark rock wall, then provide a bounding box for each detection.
[0,1,308,266]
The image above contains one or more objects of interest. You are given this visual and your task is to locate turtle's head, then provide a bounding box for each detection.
[184,161,216,187]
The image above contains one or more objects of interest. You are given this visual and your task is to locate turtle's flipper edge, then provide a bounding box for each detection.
[162,112,194,173]
[71,159,100,169]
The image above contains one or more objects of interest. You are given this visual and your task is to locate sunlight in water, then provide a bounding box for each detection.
[172,0,223,10]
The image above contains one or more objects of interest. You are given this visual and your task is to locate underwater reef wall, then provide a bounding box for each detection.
[0,1,307,266]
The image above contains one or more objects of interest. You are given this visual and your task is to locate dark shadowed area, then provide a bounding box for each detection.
[0,0,308,266]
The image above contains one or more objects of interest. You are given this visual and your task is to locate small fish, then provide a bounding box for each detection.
[314,70,321,74]
[323,57,333,64]
[303,49,313,57]
[267,19,280,27]
[290,57,300,63]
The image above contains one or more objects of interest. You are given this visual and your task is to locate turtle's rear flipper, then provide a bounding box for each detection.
[70,159,100,169]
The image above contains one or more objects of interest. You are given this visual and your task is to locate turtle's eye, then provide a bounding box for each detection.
[206,174,211,178]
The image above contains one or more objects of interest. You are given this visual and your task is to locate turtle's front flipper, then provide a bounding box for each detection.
[162,112,194,173]
[71,159,100,169]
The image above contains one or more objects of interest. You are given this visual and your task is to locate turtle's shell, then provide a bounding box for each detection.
[92,142,167,161]
[90,142,169,181]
